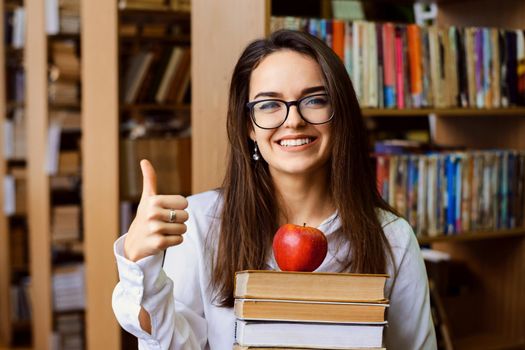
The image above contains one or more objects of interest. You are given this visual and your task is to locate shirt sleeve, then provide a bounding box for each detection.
[112,207,208,349]
[383,218,437,350]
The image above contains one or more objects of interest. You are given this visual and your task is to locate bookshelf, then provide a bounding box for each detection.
[26,0,86,349]
[192,0,525,348]
[0,0,30,347]
[82,0,191,349]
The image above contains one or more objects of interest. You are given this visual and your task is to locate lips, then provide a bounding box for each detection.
[276,135,318,148]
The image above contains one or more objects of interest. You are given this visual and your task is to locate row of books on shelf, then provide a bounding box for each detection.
[119,0,190,12]
[46,0,80,35]
[6,68,24,103]
[375,148,525,237]
[46,112,82,176]
[9,225,28,272]
[10,277,31,323]
[52,313,84,350]
[120,136,191,199]
[3,166,26,216]
[3,109,25,160]
[4,5,25,49]
[52,263,85,312]
[272,17,525,109]
[52,205,81,243]
[49,40,81,105]
[233,270,387,349]
[122,46,191,104]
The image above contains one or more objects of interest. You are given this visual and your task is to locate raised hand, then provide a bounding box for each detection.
[124,159,189,262]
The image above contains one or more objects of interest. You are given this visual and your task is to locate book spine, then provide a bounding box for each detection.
[407,24,423,107]
[395,26,405,109]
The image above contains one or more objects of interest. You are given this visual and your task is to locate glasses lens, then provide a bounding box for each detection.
[299,94,333,124]
[252,100,287,129]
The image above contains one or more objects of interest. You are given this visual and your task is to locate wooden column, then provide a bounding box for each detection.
[81,0,121,349]
[191,0,269,192]
[26,0,52,348]
[0,0,11,346]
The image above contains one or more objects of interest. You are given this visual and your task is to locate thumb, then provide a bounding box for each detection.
[140,159,157,198]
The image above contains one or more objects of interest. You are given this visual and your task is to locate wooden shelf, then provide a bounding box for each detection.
[119,34,190,45]
[454,333,525,350]
[49,102,81,110]
[4,2,23,11]
[119,8,190,22]
[7,159,26,167]
[6,47,23,55]
[418,228,525,244]
[11,321,30,332]
[6,102,24,110]
[362,107,525,118]
[48,33,80,41]
[120,103,190,112]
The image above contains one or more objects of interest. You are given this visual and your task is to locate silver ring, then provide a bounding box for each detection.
[168,209,176,223]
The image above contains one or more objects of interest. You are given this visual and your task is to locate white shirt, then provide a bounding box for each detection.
[112,190,437,350]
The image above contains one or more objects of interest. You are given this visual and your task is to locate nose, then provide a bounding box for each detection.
[284,105,306,129]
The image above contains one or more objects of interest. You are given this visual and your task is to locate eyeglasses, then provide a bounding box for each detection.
[246,93,334,130]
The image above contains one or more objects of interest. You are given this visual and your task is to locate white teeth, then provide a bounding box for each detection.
[279,138,312,147]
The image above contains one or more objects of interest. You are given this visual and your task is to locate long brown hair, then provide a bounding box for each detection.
[210,29,396,307]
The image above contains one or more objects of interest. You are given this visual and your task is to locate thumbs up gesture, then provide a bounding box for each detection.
[124,159,189,262]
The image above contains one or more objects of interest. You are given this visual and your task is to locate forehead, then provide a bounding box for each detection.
[249,50,325,99]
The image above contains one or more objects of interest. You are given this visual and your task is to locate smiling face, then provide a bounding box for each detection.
[248,50,333,178]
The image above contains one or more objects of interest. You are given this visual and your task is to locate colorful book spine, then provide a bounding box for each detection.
[407,24,423,107]
[395,26,405,109]
[332,19,345,61]
[382,23,396,108]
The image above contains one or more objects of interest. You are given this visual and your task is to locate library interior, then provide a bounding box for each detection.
[0,0,524,349]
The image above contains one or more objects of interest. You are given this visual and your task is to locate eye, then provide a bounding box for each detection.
[302,95,329,108]
[255,100,283,112]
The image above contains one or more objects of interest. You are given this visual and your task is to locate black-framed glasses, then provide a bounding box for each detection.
[246,93,334,130]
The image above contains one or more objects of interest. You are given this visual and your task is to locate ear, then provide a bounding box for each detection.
[247,120,256,141]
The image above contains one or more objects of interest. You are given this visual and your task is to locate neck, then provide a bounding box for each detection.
[271,166,335,228]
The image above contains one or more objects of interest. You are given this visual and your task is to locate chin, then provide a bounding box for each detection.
[271,159,324,177]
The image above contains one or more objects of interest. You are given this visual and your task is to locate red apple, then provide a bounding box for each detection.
[272,223,328,272]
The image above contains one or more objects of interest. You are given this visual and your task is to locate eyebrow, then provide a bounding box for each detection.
[253,85,326,100]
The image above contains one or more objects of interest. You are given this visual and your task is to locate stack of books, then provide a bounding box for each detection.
[51,205,81,243]
[233,270,389,349]
[52,263,85,312]
[54,312,84,350]
[49,40,80,105]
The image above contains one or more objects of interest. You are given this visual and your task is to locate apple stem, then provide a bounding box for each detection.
[303,223,306,227]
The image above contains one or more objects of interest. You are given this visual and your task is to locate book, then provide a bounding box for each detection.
[235,320,385,349]
[234,270,388,303]
[233,346,385,350]
[234,299,388,324]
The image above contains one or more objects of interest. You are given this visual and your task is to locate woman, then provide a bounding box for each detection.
[113,29,437,349]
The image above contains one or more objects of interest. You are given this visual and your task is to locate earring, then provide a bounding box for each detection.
[252,141,261,161]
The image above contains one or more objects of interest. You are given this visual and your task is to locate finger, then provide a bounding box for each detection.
[148,222,187,236]
[156,235,184,250]
[140,159,157,199]
[147,208,189,223]
[164,209,189,223]
[152,195,188,210]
